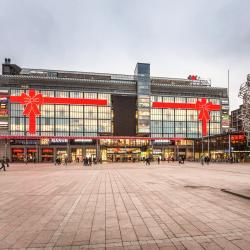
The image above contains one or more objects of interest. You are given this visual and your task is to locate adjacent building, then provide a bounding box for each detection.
[0,59,229,162]
[231,105,243,132]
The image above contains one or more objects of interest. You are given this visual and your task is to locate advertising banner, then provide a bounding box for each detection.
[0,90,9,130]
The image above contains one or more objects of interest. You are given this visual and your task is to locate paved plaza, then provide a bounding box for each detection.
[1,162,250,249]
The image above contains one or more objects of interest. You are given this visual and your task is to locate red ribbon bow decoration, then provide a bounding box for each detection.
[21,89,43,134]
[152,98,220,136]
[195,98,220,136]
[10,89,108,134]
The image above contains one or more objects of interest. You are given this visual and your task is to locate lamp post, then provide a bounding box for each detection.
[201,134,204,157]
[192,140,195,161]
[228,69,231,160]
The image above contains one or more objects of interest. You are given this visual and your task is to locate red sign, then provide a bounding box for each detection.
[27,149,37,153]
[152,98,220,136]
[188,75,198,80]
[12,148,24,153]
[231,135,245,141]
[10,89,108,134]
[42,148,53,153]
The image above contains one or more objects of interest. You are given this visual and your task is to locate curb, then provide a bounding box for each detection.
[221,189,250,200]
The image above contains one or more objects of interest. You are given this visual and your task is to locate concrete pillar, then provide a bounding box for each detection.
[67,143,71,162]
[53,147,57,163]
[38,146,42,162]
[96,140,100,161]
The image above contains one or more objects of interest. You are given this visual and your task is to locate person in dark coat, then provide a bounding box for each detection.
[157,157,160,164]
[5,157,10,167]
[0,158,6,171]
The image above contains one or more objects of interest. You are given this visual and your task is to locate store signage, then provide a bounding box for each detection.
[0,90,9,129]
[51,138,68,144]
[221,114,230,128]
[27,149,37,153]
[231,135,245,141]
[12,148,24,153]
[74,139,93,143]
[152,98,220,136]
[40,138,49,145]
[10,89,108,134]
[42,148,53,153]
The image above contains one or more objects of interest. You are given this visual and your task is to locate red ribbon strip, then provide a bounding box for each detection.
[10,89,107,134]
[152,98,220,136]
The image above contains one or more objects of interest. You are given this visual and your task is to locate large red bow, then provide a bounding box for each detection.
[21,90,43,116]
[20,89,43,134]
[195,98,220,136]
[152,98,220,136]
[10,89,108,134]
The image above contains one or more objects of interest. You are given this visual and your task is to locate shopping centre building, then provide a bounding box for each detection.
[0,59,229,162]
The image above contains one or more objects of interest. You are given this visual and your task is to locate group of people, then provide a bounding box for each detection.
[201,155,211,165]
[178,156,186,164]
[55,157,68,165]
[0,157,10,171]
[83,157,99,166]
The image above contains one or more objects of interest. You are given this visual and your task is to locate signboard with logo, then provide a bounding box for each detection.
[0,90,9,130]
[50,138,68,144]
[222,114,230,128]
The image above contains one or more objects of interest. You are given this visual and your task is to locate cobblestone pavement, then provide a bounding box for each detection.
[1,162,250,249]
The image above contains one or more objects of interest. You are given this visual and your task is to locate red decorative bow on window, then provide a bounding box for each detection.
[10,89,107,134]
[12,89,43,134]
[152,98,220,136]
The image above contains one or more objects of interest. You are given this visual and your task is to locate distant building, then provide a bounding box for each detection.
[231,105,243,132]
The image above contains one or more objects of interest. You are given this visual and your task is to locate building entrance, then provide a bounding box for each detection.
[71,148,83,162]
[27,148,37,162]
[106,148,142,162]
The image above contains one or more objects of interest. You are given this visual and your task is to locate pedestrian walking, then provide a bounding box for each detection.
[201,155,204,166]
[157,157,160,164]
[5,157,9,167]
[64,157,68,166]
[24,156,27,165]
[0,158,6,171]
[206,156,210,165]
[178,156,182,164]
[182,156,185,164]
[145,157,150,166]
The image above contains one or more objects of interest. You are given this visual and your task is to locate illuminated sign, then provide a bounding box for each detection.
[42,148,53,153]
[152,98,221,136]
[0,90,9,129]
[231,135,245,141]
[40,139,49,145]
[222,114,230,128]
[51,138,68,144]
[188,75,198,80]
[10,89,108,134]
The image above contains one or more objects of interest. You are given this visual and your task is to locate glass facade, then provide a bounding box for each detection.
[10,90,221,139]
[10,89,112,136]
[150,96,221,139]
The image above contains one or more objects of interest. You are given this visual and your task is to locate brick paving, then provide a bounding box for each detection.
[1,162,250,249]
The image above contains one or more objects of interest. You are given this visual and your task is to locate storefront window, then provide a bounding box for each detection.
[12,148,24,162]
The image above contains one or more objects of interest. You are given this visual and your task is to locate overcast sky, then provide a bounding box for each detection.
[0,0,250,110]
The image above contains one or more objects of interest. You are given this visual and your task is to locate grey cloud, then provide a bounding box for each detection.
[0,0,249,109]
